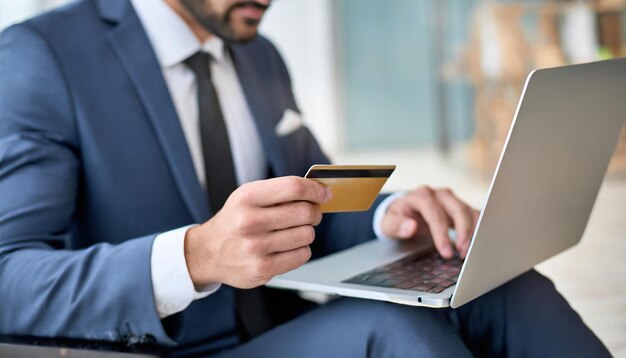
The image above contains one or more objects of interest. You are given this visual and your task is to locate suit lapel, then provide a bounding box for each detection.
[101,0,210,222]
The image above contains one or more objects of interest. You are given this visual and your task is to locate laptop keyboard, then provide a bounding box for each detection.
[342,251,463,294]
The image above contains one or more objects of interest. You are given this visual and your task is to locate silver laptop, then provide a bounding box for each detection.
[267,59,626,309]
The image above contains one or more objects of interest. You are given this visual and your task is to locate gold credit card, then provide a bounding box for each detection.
[304,165,396,213]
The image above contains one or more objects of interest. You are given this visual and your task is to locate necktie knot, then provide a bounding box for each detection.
[184,51,212,80]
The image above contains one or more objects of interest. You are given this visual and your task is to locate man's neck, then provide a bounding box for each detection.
[164,0,213,43]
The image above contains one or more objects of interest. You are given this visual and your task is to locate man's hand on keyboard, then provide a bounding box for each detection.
[380,186,479,259]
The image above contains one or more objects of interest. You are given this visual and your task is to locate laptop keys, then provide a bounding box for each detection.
[343,251,463,293]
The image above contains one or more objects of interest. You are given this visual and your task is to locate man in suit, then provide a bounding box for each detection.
[0,0,611,356]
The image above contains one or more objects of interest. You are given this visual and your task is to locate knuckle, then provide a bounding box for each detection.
[232,185,252,205]
[297,203,316,223]
[305,203,319,222]
[451,201,471,220]
[439,187,454,196]
[300,225,316,245]
[413,185,434,199]
[448,202,465,218]
[300,246,312,262]
[313,207,323,225]
[315,184,327,201]
[462,205,474,220]
[242,237,261,255]
[251,258,272,281]
[457,216,471,229]
[287,177,306,197]
[233,214,247,232]
[235,212,259,233]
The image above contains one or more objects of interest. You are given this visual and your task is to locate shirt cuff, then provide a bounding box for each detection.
[151,225,221,319]
[373,191,408,241]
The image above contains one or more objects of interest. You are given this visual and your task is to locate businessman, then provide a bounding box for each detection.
[0,0,610,356]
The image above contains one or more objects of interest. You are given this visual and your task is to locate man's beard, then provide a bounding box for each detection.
[180,0,269,43]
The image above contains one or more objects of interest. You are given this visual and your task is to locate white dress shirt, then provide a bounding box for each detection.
[132,0,397,319]
[132,0,266,318]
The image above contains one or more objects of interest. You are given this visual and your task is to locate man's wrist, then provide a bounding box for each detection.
[184,225,204,286]
[373,191,407,240]
[184,224,221,288]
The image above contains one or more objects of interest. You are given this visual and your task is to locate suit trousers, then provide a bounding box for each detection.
[173,270,610,358]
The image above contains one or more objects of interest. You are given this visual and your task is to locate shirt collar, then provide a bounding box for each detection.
[131,0,227,68]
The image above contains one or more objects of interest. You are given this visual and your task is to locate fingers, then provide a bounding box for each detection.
[434,189,474,258]
[380,211,417,240]
[460,208,481,257]
[260,201,323,231]
[267,245,313,277]
[405,187,454,258]
[259,225,316,254]
[234,176,332,207]
[451,207,480,258]
[244,245,312,288]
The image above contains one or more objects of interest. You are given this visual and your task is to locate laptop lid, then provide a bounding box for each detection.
[451,59,626,308]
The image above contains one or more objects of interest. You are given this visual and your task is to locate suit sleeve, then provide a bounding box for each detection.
[0,24,175,345]
[265,38,390,257]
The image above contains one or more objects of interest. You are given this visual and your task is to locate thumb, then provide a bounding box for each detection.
[381,212,418,240]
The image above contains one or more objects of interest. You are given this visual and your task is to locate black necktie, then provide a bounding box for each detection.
[184,52,237,212]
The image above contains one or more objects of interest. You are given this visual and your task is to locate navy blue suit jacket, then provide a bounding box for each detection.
[0,0,383,349]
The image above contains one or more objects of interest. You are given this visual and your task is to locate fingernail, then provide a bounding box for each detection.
[442,246,453,258]
[400,220,413,236]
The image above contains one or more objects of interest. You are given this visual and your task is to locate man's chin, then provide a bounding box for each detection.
[226,19,260,41]
[226,28,259,43]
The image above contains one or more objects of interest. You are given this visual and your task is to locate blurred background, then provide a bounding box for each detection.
[1,0,625,355]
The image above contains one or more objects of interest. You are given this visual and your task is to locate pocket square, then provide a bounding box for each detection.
[275,109,304,137]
